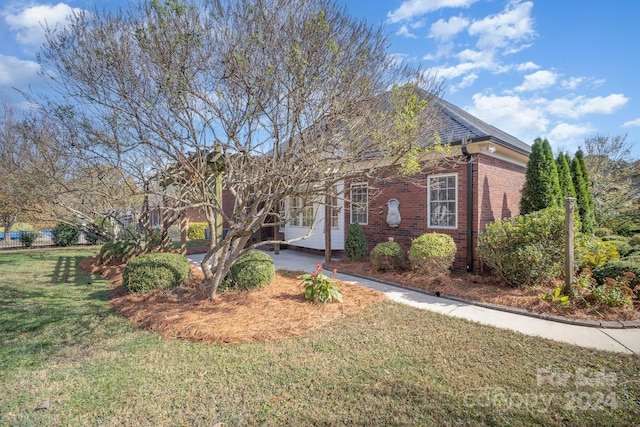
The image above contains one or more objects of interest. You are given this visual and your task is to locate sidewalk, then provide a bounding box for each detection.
[188,250,640,355]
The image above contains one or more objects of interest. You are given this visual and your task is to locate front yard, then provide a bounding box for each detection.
[1,248,639,426]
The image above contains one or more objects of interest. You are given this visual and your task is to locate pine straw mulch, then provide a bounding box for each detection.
[79,256,386,344]
[326,259,640,322]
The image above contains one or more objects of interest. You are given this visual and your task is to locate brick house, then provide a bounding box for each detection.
[283,98,531,271]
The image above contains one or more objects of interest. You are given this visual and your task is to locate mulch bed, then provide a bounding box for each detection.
[79,256,386,344]
[327,259,640,322]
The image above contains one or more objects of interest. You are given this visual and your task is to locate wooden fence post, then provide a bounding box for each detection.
[563,197,576,295]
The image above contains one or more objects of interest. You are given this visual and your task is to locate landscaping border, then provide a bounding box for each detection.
[329,266,640,329]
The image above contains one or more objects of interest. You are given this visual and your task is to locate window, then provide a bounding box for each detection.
[289,197,314,228]
[350,183,368,225]
[329,185,341,229]
[428,174,457,228]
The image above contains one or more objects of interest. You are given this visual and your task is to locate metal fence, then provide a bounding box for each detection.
[0,230,88,250]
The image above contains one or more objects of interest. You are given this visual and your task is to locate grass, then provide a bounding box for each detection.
[1,247,639,426]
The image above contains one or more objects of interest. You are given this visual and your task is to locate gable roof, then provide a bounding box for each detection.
[435,98,531,156]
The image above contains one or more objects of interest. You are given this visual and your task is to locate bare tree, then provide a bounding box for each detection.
[583,134,639,230]
[37,0,445,298]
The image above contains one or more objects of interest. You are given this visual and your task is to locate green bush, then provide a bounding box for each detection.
[628,234,640,247]
[594,227,613,237]
[99,240,141,265]
[590,280,633,307]
[600,237,632,257]
[188,222,208,240]
[221,250,274,291]
[52,222,80,247]
[123,253,191,294]
[19,231,39,248]
[370,241,406,272]
[592,259,640,300]
[345,223,367,262]
[408,232,457,275]
[577,236,619,270]
[478,206,580,288]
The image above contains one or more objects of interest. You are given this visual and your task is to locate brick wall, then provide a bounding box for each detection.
[346,154,526,271]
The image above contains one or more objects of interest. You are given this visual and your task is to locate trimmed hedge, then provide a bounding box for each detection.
[99,240,141,265]
[188,222,208,240]
[370,241,405,272]
[123,252,191,294]
[221,250,275,291]
[345,223,367,261]
[408,232,456,275]
[52,222,80,247]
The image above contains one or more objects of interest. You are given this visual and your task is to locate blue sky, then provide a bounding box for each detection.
[1,0,639,157]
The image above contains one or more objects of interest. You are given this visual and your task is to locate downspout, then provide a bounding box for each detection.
[461,144,474,272]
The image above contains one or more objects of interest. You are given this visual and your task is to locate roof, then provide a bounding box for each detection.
[435,98,531,156]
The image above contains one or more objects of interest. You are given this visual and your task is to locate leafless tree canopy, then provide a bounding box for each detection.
[36,0,445,297]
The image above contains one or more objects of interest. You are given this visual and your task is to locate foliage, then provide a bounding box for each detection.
[123,252,191,294]
[52,222,80,247]
[594,227,613,237]
[19,231,39,248]
[478,207,580,288]
[541,285,570,308]
[145,228,171,252]
[571,150,596,234]
[590,276,635,307]
[408,232,456,275]
[99,240,142,265]
[577,235,620,270]
[592,259,640,299]
[370,241,406,272]
[221,250,275,291]
[628,234,640,247]
[520,138,562,214]
[298,264,343,303]
[187,222,208,240]
[345,223,368,262]
[555,152,576,199]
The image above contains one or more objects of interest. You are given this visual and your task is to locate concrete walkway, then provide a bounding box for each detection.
[188,250,640,355]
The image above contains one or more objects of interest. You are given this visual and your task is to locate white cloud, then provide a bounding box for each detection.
[0,54,40,86]
[547,122,595,142]
[468,1,535,52]
[429,15,469,41]
[396,24,418,38]
[516,61,539,71]
[4,3,83,49]
[623,118,640,128]
[515,70,558,92]
[561,77,584,90]
[450,73,478,92]
[547,94,628,119]
[388,0,478,23]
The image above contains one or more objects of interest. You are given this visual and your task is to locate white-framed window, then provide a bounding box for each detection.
[350,183,368,225]
[289,197,314,228]
[329,185,341,229]
[428,173,457,228]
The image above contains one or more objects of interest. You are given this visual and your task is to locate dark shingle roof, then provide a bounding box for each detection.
[435,98,531,156]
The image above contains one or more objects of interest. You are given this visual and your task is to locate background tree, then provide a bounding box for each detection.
[37,0,445,298]
[583,134,638,233]
[571,149,596,234]
[520,138,562,214]
[556,152,576,199]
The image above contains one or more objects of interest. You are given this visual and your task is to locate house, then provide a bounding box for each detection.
[283,98,531,271]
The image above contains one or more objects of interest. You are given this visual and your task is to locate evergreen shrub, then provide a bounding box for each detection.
[123,252,191,294]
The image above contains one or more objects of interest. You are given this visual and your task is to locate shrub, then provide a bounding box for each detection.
[52,222,80,247]
[145,228,171,253]
[123,252,191,294]
[19,231,39,248]
[188,222,208,240]
[221,250,274,291]
[594,227,613,237]
[578,236,619,270]
[370,241,406,272]
[99,240,141,265]
[590,277,634,307]
[345,223,367,262]
[298,264,343,303]
[628,234,640,247]
[408,232,456,275]
[478,207,580,288]
[600,238,632,257]
[593,259,640,300]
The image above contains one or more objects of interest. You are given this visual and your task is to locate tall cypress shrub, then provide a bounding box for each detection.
[520,138,562,214]
[556,152,576,198]
[571,150,596,234]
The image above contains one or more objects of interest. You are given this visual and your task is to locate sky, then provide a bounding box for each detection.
[1,0,639,157]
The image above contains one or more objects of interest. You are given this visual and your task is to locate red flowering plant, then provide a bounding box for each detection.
[298,264,343,303]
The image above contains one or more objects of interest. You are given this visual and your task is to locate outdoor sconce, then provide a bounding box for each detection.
[386,198,401,227]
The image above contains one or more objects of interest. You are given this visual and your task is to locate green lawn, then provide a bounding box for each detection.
[1,248,639,426]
